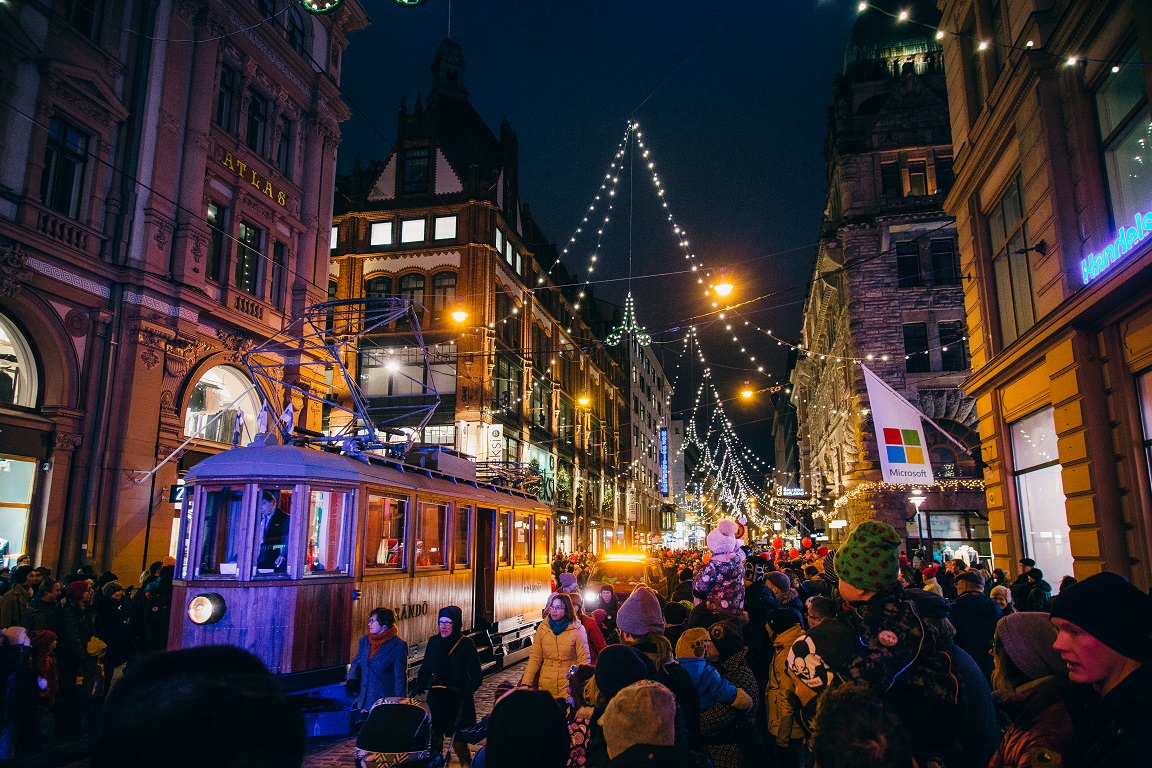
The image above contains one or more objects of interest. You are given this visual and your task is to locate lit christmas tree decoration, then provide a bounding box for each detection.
[302,0,344,13]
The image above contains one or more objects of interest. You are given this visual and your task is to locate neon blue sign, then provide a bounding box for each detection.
[659,428,669,495]
[1081,211,1152,284]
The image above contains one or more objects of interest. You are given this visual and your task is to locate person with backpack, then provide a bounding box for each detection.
[1022,568,1052,611]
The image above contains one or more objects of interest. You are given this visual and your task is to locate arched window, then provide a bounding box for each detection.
[431,271,456,318]
[184,365,263,446]
[398,273,425,321]
[0,314,38,408]
[286,9,306,55]
[365,276,392,299]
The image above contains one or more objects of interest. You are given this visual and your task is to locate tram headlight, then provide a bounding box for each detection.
[584,590,599,606]
[188,593,226,625]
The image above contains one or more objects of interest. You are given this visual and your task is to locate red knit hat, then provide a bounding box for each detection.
[63,581,90,602]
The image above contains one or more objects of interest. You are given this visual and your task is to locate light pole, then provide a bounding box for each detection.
[908,490,926,561]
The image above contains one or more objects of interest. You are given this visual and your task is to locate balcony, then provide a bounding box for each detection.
[18,201,105,259]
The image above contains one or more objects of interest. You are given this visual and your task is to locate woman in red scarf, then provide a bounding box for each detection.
[346,608,408,718]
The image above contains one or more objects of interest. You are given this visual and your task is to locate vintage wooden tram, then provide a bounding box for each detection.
[173,443,552,688]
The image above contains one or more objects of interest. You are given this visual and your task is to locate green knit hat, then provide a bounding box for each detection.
[834,521,901,592]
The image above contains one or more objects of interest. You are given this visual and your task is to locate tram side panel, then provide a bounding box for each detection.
[352,570,474,654]
[169,583,299,675]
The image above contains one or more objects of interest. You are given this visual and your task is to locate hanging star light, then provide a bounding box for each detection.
[606,292,651,346]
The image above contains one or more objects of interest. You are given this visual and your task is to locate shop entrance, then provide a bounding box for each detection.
[906,508,992,569]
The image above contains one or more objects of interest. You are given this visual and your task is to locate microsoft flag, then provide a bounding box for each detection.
[861,365,934,485]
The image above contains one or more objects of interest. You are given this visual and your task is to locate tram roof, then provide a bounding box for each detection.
[185,445,548,513]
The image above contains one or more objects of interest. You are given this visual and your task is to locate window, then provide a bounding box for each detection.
[935,156,954,196]
[330,226,339,251]
[399,273,425,315]
[206,203,226,283]
[908,160,927,197]
[365,276,392,300]
[286,9,306,54]
[235,222,263,296]
[270,242,287,310]
[881,161,902,198]
[504,241,514,266]
[1138,371,1152,491]
[183,365,262,445]
[254,487,292,578]
[931,239,959,285]
[503,435,520,464]
[530,379,552,431]
[276,115,293,177]
[964,13,986,117]
[939,321,967,371]
[305,490,350,575]
[497,511,511,566]
[246,90,268,156]
[197,487,244,577]
[365,494,407,570]
[61,0,102,41]
[513,513,531,564]
[402,147,430,194]
[255,0,276,15]
[434,215,457,240]
[455,506,471,568]
[533,515,550,565]
[1010,408,1071,582]
[216,66,238,131]
[493,357,521,416]
[401,219,426,243]
[896,241,922,288]
[0,315,38,407]
[495,229,504,253]
[431,271,457,317]
[415,501,448,568]
[370,221,393,246]
[424,425,455,445]
[40,117,89,219]
[990,173,1037,346]
[1096,44,1152,235]
[904,322,930,372]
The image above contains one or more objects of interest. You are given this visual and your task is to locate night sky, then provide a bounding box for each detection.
[337,0,863,467]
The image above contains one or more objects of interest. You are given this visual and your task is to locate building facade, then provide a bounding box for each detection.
[0,0,366,580]
[330,41,641,556]
[791,0,989,560]
[939,0,1152,586]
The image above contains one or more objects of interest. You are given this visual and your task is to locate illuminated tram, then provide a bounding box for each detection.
[168,298,552,688]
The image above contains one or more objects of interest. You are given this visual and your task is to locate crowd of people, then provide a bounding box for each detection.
[0,555,177,760]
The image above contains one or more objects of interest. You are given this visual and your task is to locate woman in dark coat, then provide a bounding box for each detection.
[346,608,408,718]
[413,606,481,766]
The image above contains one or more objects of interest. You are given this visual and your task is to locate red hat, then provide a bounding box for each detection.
[63,581,90,602]
[922,564,939,580]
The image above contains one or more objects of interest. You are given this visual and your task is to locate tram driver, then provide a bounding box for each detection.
[256,490,289,573]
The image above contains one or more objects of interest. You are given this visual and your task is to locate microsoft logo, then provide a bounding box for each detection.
[884,428,924,465]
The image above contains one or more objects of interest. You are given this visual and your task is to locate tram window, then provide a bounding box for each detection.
[254,488,292,578]
[366,494,407,571]
[513,513,531,565]
[305,490,351,576]
[533,515,550,565]
[198,487,244,577]
[497,511,511,566]
[455,505,471,568]
[415,501,448,569]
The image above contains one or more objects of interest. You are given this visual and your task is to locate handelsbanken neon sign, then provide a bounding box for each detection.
[1081,210,1152,284]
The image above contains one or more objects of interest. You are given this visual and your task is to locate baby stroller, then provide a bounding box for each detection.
[354,697,440,767]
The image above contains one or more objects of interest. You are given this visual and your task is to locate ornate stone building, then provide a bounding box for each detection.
[791,0,988,559]
[0,0,367,580]
[330,41,635,555]
[938,0,1152,585]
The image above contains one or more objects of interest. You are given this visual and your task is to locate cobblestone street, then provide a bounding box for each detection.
[303,660,526,768]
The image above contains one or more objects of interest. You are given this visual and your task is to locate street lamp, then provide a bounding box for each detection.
[451,305,469,323]
[712,271,733,298]
[578,393,590,407]
[740,381,754,399]
[908,490,926,553]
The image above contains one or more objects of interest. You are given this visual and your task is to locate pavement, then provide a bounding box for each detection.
[41,660,527,768]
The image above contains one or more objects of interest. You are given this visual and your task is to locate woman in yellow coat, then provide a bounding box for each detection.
[520,593,591,699]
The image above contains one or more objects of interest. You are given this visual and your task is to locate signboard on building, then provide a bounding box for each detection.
[1081,210,1152,285]
[659,427,669,496]
[487,423,503,463]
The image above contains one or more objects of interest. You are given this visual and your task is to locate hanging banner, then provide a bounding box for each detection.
[861,365,934,485]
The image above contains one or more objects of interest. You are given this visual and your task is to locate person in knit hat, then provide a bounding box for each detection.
[673,628,751,713]
[412,605,482,766]
[987,612,1075,768]
[615,586,665,639]
[691,519,746,617]
[787,521,964,767]
[483,689,570,768]
[601,681,706,767]
[1049,572,1152,767]
[920,563,943,596]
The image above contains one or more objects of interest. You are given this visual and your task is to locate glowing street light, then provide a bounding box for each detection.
[712,271,734,298]
[740,381,754,399]
[578,394,591,406]
[451,306,469,323]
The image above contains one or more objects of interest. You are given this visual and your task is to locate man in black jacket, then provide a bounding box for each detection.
[950,571,1001,681]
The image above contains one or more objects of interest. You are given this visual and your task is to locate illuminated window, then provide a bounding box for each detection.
[434,216,457,240]
[415,502,448,569]
[206,203,227,283]
[908,160,927,197]
[183,365,262,445]
[513,512,531,565]
[0,314,38,408]
[533,515,550,564]
[253,487,292,579]
[196,487,244,578]
[454,505,471,568]
[401,219,426,243]
[1096,44,1152,235]
[497,511,511,566]
[330,226,338,250]
[370,221,392,246]
[990,173,1037,346]
[235,222,264,296]
[365,494,407,570]
[1011,408,1070,581]
[40,117,89,220]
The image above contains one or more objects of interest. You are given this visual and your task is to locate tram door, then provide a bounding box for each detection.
[474,507,497,627]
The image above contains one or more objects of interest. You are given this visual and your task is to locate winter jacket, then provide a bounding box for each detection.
[989,676,1075,768]
[766,624,806,746]
[0,587,29,629]
[522,620,590,698]
[580,613,607,663]
[922,577,943,596]
[21,599,63,636]
[939,638,999,768]
[1024,580,1052,612]
[676,656,739,711]
[93,593,133,669]
[699,647,762,768]
[692,552,745,617]
[413,630,482,733]
[671,580,695,603]
[951,591,1001,680]
[1069,663,1152,768]
[347,632,408,711]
